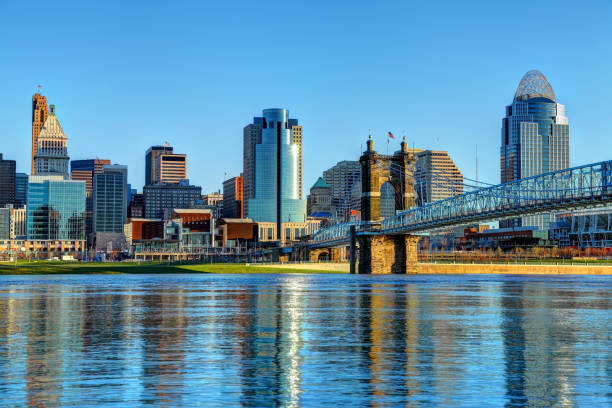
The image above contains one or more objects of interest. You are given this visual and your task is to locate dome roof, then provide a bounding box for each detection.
[311,177,330,190]
[514,70,556,102]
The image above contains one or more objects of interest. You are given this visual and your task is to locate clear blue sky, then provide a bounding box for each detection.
[1,1,611,192]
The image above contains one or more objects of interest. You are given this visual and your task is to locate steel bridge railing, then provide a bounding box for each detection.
[312,160,612,244]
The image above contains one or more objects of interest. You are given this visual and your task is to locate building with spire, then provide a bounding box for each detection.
[34,105,70,178]
[501,70,570,229]
[31,91,49,175]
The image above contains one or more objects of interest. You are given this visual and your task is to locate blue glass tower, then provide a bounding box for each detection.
[248,109,306,231]
[501,70,570,230]
[27,175,86,240]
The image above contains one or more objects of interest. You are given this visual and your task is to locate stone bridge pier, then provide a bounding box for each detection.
[355,234,419,274]
[309,247,343,262]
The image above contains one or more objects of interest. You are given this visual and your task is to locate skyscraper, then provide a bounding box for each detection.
[243,121,262,217]
[414,150,464,206]
[156,153,186,184]
[27,175,86,240]
[0,154,16,207]
[31,92,49,174]
[248,109,306,231]
[501,70,569,229]
[14,173,28,207]
[322,160,361,221]
[145,145,173,186]
[93,165,128,233]
[71,159,112,237]
[290,121,303,199]
[222,176,243,218]
[34,105,70,177]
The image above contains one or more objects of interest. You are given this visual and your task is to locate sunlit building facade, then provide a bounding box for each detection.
[500,70,569,230]
[26,175,86,240]
[248,109,306,234]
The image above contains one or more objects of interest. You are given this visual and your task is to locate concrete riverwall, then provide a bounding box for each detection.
[257,262,612,274]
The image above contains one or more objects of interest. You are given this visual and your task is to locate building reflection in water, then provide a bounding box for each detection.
[0,275,610,406]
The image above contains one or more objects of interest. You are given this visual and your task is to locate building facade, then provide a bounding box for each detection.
[243,121,263,217]
[0,154,16,207]
[31,92,49,174]
[322,160,361,222]
[414,150,464,206]
[156,153,186,184]
[145,145,173,186]
[143,182,202,219]
[71,158,111,237]
[26,175,86,240]
[15,173,28,207]
[501,70,570,229]
[93,165,128,233]
[306,177,333,216]
[222,176,243,218]
[247,109,306,234]
[34,105,70,177]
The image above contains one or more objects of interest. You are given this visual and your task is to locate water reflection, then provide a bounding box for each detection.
[0,274,610,407]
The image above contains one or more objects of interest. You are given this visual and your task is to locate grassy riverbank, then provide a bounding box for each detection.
[0,261,344,275]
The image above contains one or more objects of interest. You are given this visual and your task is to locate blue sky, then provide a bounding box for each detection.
[1,1,611,192]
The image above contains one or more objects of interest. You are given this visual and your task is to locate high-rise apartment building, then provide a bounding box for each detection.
[93,165,128,233]
[71,159,112,237]
[34,105,70,177]
[31,92,49,174]
[243,121,263,217]
[156,154,186,184]
[27,175,86,240]
[15,173,28,207]
[414,150,464,206]
[222,176,243,218]
[0,154,16,207]
[501,70,569,229]
[322,160,361,221]
[145,145,173,185]
[247,109,306,232]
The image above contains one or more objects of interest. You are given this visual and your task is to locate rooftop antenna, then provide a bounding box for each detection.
[475,144,479,189]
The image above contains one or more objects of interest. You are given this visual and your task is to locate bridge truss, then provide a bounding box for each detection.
[313,160,612,244]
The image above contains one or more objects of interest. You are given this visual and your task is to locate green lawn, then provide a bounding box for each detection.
[0,261,344,275]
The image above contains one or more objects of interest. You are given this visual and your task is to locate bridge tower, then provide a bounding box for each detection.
[356,135,420,274]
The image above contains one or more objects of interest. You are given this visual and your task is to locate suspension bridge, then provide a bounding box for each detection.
[309,136,612,274]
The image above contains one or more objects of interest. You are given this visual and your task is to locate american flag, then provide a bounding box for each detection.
[388,131,395,139]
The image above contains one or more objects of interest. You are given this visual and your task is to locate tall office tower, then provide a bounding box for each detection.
[501,70,569,229]
[145,145,173,185]
[14,173,28,207]
[243,121,263,217]
[414,150,464,206]
[248,109,306,231]
[0,154,16,207]
[222,176,244,218]
[71,159,112,237]
[34,105,70,177]
[289,121,303,199]
[93,165,128,233]
[31,92,49,174]
[156,154,186,184]
[322,160,362,221]
[27,175,86,240]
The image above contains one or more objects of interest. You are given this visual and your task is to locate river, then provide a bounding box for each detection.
[0,273,610,407]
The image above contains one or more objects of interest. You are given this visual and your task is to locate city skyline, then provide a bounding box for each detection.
[1,1,610,193]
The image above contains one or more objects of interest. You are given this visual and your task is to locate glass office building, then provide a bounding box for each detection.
[93,165,128,233]
[27,175,86,240]
[500,70,569,230]
[248,109,306,227]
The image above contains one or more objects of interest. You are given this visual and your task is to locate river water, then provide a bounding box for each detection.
[0,274,610,407]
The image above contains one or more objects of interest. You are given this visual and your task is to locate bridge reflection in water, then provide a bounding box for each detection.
[0,274,609,406]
